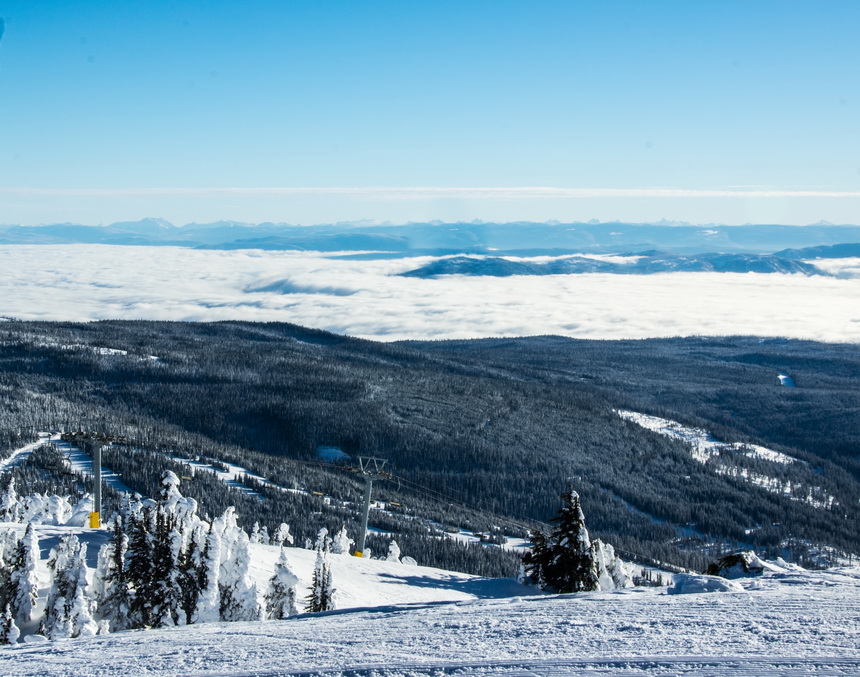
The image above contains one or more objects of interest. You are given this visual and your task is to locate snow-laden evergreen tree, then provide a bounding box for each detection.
[150,508,183,627]
[545,490,598,593]
[41,534,96,639]
[265,548,299,620]
[386,540,401,563]
[522,490,598,594]
[177,522,207,625]
[521,529,549,590]
[7,523,40,625]
[218,530,262,622]
[314,527,330,553]
[331,526,353,555]
[305,549,336,613]
[125,505,156,628]
[0,603,19,645]
[257,525,270,546]
[0,477,20,522]
[272,523,293,547]
[94,515,133,632]
[195,523,221,624]
[591,539,632,590]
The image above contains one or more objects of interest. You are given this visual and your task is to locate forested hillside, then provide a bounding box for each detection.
[1,320,858,572]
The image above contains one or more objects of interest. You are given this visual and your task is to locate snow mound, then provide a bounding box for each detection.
[668,573,745,595]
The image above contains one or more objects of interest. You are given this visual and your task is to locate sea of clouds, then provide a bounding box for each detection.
[1,245,858,343]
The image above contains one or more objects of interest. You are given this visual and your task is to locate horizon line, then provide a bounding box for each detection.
[2,186,860,199]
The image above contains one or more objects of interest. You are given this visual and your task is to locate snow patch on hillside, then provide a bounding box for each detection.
[616,411,837,509]
[616,411,796,465]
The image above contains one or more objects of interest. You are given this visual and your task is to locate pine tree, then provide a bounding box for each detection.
[386,540,401,563]
[522,490,599,594]
[521,529,550,590]
[150,508,181,628]
[272,523,293,547]
[194,523,221,624]
[331,526,353,555]
[40,535,94,639]
[177,523,206,625]
[305,550,335,613]
[218,531,261,622]
[7,523,40,625]
[95,515,133,631]
[0,603,19,645]
[125,506,156,629]
[265,548,299,620]
[0,477,20,522]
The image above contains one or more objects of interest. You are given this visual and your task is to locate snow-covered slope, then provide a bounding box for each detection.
[1,555,858,676]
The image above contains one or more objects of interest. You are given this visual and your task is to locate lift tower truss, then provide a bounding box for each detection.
[354,457,388,558]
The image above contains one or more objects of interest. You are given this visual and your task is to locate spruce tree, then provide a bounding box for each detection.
[95,515,133,631]
[125,507,156,628]
[0,603,19,645]
[265,548,299,620]
[7,523,40,626]
[305,550,335,613]
[522,490,599,594]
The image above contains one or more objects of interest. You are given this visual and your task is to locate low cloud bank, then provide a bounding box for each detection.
[1,245,858,343]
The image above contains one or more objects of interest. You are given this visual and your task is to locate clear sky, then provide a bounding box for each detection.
[0,1,858,225]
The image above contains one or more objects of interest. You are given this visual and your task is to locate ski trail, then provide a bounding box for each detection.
[53,436,138,495]
[0,432,54,472]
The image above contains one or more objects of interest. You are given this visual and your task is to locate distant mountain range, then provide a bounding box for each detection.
[400,253,829,278]
[1,218,859,255]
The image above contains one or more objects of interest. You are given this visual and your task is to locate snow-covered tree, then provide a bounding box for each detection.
[265,548,299,620]
[0,477,20,522]
[7,523,40,625]
[150,509,182,627]
[125,506,156,628]
[386,539,401,563]
[0,603,19,645]
[331,526,353,555]
[218,530,262,622]
[272,523,293,547]
[305,550,335,613]
[592,539,631,590]
[314,527,330,553]
[94,516,133,632]
[521,490,599,594]
[177,523,207,625]
[194,523,221,624]
[41,534,95,639]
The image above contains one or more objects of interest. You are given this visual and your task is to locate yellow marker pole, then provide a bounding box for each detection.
[89,512,100,529]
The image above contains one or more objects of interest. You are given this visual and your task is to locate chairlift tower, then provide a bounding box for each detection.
[61,431,126,529]
[354,457,388,558]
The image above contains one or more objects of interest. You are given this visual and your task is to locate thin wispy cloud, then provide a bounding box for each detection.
[3,187,860,199]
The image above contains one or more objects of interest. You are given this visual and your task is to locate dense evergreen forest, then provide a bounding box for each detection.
[1,320,858,574]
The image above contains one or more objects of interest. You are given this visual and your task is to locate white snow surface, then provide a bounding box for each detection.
[1,540,859,676]
[616,411,796,465]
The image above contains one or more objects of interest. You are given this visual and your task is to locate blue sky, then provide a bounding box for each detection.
[0,1,858,225]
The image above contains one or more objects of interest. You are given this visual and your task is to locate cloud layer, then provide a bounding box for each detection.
[1,245,858,343]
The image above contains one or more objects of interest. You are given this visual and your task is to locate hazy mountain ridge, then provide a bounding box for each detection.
[400,252,827,277]
[2,219,860,254]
